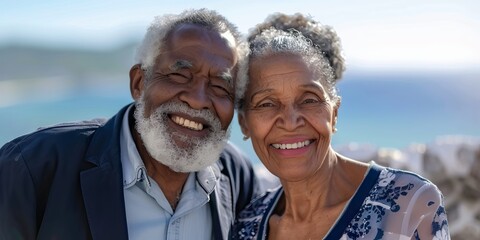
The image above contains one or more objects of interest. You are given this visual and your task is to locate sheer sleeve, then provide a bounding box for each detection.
[369,167,452,239]
[410,183,450,240]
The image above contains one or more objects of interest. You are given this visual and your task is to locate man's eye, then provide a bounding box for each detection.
[168,73,190,83]
[211,85,233,98]
[212,85,228,93]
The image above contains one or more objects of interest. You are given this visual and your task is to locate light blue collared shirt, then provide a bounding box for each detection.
[120,106,216,240]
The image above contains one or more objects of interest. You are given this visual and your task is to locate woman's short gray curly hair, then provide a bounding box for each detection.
[236,13,345,110]
[135,8,246,78]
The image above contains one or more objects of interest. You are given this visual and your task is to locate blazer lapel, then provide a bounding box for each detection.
[80,105,130,239]
[81,159,128,240]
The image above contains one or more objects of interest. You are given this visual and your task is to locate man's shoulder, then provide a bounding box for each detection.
[1,104,131,154]
[221,142,247,159]
[218,142,253,170]
[6,118,106,146]
[37,118,107,131]
[35,118,108,140]
[218,142,280,190]
[0,118,108,163]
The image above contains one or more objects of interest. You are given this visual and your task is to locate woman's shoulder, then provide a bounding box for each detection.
[369,163,444,211]
[233,186,282,240]
[375,164,441,193]
[340,163,449,239]
[237,186,283,219]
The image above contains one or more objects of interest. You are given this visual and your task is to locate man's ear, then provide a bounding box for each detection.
[237,111,250,138]
[130,64,145,100]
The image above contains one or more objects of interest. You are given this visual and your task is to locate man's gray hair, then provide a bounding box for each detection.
[135,8,245,76]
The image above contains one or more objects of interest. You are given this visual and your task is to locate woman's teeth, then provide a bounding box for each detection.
[172,116,204,131]
[271,140,311,150]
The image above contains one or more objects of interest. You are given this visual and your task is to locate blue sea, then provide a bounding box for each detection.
[1,71,479,164]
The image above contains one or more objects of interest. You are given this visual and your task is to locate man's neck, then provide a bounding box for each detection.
[144,157,189,210]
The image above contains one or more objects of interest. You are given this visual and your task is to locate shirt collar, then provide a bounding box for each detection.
[196,164,220,195]
[120,105,150,189]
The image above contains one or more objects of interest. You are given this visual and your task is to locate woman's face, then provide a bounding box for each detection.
[239,53,339,181]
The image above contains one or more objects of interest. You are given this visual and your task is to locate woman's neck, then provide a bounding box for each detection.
[279,151,344,220]
[268,153,369,239]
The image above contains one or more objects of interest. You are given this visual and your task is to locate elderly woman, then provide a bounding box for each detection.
[233,13,450,240]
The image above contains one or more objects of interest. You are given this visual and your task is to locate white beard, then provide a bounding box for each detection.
[134,97,230,172]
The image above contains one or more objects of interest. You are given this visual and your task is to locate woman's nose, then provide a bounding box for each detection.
[276,105,305,130]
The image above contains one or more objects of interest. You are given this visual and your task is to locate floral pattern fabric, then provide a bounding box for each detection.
[233,163,450,240]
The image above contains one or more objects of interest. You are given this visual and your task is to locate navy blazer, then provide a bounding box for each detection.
[0,104,262,240]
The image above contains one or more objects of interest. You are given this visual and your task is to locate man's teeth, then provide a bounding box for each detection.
[172,116,204,131]
[272,140,311,150]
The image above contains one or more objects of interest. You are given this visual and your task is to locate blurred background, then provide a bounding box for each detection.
[1,0,479,238]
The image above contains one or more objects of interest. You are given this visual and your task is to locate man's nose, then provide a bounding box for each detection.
[178,78,212,110]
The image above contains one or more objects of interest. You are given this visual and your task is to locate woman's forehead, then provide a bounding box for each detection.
[250,54,313,81]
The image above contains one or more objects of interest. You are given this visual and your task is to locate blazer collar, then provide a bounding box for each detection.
[80,104,132,240]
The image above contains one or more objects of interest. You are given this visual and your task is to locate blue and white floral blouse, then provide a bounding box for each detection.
[233,163,450,240]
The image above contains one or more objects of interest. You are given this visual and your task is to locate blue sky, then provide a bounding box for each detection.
[1,0,479,70]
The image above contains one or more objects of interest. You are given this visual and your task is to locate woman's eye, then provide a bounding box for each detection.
[301,92,323,104]
[302,98,319,104]
[257,101,275,108]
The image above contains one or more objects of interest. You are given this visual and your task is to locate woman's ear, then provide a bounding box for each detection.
[332,98,341,132]
[237,111,250,138]
[130,64,145,100]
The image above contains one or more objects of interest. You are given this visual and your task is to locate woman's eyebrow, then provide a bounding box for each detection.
[250,88,273,101]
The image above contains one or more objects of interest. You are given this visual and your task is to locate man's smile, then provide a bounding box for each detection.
[171,115,204,131]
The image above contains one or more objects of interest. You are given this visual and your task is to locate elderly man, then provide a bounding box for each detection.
[0,9,263,240]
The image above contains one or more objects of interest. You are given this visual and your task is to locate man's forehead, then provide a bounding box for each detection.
[166,57,231,71]
[168,24,211,42]
[166,23,236,51]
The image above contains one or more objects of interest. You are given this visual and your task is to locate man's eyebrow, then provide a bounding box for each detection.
[169,60,193,71]
[217,71,233,86]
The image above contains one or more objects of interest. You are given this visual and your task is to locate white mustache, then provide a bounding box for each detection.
[148,101,221,132]
[134,97,229,173]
